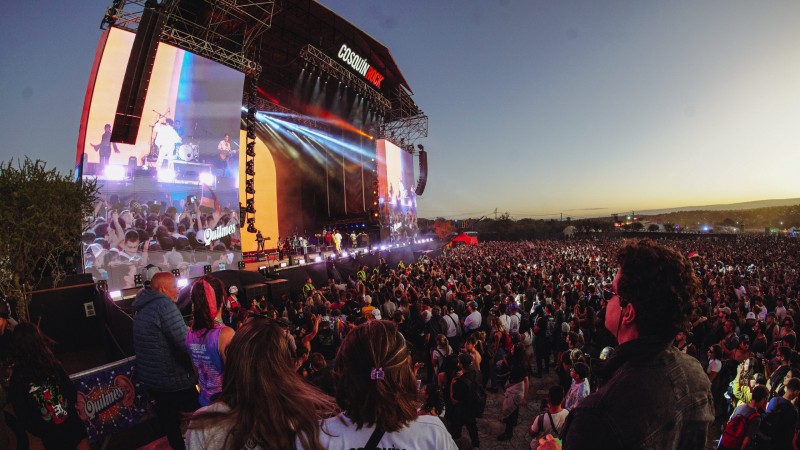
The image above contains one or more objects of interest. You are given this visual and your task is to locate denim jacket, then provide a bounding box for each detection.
[562,336,714,450]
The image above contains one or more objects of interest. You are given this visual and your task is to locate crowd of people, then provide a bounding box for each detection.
[2,234,800,449]
[83,193,241,289]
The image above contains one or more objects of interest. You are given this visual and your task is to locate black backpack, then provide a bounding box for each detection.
[751,399,798,449]
[460,373,487,417]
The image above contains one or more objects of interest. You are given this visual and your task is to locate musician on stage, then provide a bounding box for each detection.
[90,123,120,174]
[256,230,265,252]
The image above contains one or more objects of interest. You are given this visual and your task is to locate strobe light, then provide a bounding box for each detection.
[246,142,256,157]
[246,179,255,194]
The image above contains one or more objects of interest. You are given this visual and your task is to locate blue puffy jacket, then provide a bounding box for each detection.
[132,289,196,392]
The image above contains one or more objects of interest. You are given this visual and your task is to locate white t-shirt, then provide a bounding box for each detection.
[464,310,482,332]
[707,358,722,376]
[529,408,570,447]
[317,413,458,450]
[564,378,590,410]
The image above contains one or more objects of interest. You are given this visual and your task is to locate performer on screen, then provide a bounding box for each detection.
[217,134,234,178]
[154,117,182,172]
[90,123,120,174]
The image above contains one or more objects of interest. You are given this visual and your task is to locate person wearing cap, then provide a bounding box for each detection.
[463,301,482,336]
[132,272,198,450]
[540,239,713,450]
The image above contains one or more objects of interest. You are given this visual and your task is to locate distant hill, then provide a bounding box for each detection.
[637,199,800,230]
[630,198,800,216]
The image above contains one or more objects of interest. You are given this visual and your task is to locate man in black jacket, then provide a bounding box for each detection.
[540,239,714,450]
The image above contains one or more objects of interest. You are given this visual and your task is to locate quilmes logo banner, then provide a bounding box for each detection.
[72,358,152,443]
[337,44,384,89]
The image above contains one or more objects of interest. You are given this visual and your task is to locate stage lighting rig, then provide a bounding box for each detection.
[246,142,255,157]
[246,160,255,176]
[246,179,255,194]
[246,198,256,214]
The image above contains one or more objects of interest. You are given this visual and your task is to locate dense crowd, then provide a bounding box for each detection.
[2,234,800,449]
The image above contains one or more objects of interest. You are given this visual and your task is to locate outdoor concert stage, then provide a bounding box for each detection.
[76,0,430,297]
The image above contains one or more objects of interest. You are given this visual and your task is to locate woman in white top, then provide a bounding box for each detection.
[318,320,458,450]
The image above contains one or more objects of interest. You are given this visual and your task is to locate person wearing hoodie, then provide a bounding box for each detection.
[133,272,198,450]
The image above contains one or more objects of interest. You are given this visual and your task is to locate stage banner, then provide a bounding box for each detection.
[70,357,153,443]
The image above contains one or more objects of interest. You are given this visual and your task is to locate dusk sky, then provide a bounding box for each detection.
[1,1,797,219]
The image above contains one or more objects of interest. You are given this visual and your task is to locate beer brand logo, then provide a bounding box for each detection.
[204,224,237,244]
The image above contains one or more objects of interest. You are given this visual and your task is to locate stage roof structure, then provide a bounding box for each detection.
[102,0,427,147]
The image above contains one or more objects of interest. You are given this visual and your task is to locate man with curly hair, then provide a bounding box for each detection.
[541,239,714,450]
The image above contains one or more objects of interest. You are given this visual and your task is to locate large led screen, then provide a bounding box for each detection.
[77,28,245,291]
[376,139,418,243]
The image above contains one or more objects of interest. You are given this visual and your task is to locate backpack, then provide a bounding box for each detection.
[545,317,556,338]
[501,332,513,352]
[751,399,797,449]
[435,349,459,375]
[719,409,760,449]
[459,373,487,417]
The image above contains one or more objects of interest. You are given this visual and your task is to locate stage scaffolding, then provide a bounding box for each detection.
[100,0,276,76]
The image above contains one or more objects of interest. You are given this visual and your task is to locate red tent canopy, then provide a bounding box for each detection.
[450,232,478,247]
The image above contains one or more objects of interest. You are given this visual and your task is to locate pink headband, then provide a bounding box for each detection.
[202,280,218,319]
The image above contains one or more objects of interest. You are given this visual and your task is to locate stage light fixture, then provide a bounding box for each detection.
[247,129,256,139]
[246,160,255,176]
[177,278,189,288]
[238,260,246,269]
[204,265,212,274]
[134,274,142,287]
[246,198,256,214]
[248,107,256,119]
[171,269,181,277]
[246,142,256,157]
[247,224,257,233]
[246,180,255,194]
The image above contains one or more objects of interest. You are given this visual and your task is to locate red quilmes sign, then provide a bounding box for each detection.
[337,44,384,89]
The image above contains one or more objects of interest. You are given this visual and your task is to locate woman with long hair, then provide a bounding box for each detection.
[186,317,336,450]
[186,275,235,406]
[7,323,89,450]
[319,320,457,449]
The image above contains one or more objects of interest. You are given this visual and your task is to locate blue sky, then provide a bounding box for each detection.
[1,1,798,219]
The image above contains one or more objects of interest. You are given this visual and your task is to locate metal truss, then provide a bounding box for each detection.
[299,44,391,115]
[101,0,274,76]
[380,87,428,153]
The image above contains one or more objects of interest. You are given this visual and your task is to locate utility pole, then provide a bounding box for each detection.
[494,208,498,220]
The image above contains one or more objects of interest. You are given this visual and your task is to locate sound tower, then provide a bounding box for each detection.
[415,149,428,195]
[110,4,167,144]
